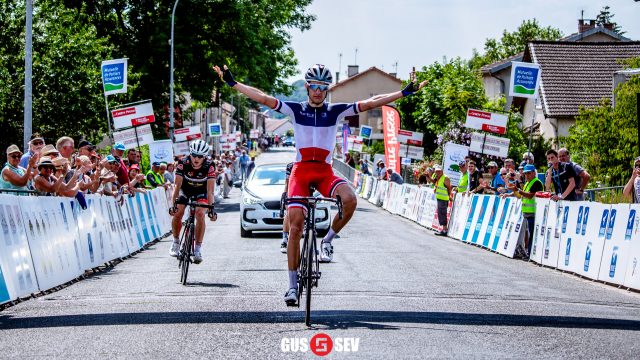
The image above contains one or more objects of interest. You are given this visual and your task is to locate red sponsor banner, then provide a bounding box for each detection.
[465,108,508,135]
[381,105,400,173]
[186,134,202,140]
[112,107,136,117]
[481,124,506,134]
[131,115,155,126]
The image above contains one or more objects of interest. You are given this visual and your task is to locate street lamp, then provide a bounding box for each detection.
[23,0,33,151]
[169,0,180,142]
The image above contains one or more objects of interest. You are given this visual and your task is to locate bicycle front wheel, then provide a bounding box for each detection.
[181,224,194,285]
[304,230,315,326]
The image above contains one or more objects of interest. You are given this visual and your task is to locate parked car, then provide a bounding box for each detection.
[282,137,295,147]
[240,163,331,237]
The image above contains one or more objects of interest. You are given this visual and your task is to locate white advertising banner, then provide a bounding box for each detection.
[174,126,202,142]
[443,142,469,187]
[465,109,508,135]
[348,135,364,152]
[397,129,423,146]
[623,204,640,290]
[113,124,154,150]
[541,201,563,268]
[469,132,510,158]
[573,202,610,280]
[557,201,583,272]
[149,140,175,165]
[111,101,154,130]
[173,141,190,156]
[597,204,630,285]
[399,144,424,160]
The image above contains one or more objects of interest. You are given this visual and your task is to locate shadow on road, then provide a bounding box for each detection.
[214,202,240,214]
[186,282,239,288]
[3,310,640,331]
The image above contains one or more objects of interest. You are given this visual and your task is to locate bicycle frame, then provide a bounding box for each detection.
[176,201,215,285]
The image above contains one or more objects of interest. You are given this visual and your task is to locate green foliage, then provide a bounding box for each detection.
[469,19,562,70]
[565,60,640,186]
[285,129,294,137]
[362,141,385,161]
[596,6,624,35]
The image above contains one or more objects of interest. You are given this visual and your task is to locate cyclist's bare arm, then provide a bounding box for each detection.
[207,178,215,206]
[172,175,183,207]
[358,80,428,112]
[213,65,278,109]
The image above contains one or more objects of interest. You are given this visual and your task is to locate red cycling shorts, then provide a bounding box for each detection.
[287,161,346,210]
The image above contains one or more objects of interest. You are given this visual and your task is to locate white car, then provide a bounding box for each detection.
[240,163,331,237]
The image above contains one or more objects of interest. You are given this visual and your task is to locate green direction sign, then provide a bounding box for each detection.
[101,58,128,95]
[509,61,541,99]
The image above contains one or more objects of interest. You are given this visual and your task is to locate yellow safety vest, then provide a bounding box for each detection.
[522,177,543,214]
[458,172,468,193]
[436,175,450,201]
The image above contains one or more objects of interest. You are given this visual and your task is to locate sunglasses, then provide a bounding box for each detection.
[191,154,204,159]
[9,154,22,159]
[307,83,329,91]
[31,140,44,146]
[635,164,640,169]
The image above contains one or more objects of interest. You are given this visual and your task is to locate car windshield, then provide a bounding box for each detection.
[249,167,286,186]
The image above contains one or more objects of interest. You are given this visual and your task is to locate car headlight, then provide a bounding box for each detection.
[242,190,262,205]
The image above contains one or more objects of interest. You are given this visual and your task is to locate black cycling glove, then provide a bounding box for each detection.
[223,67,237,87]
[401,81,419,97]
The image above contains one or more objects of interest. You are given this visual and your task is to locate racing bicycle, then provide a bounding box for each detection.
[177,201,216,285]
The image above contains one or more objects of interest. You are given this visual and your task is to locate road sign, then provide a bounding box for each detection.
[509,61,541,99]
[149,140,174,164]
[101,58,128,95]
[359,125,373,139]
[113,124,154,150]
[209,123,222,136]
[111,102,155,130]
[470,132,510,158]
[174,126,202,142]
[348,135,364,152]
[465,109,508,135]
[398,129,423,146]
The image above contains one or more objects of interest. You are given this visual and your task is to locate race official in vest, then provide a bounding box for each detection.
[456,160,469,195]
[427,164,452,236]
[508,164,543,257]
[146,162,165,188]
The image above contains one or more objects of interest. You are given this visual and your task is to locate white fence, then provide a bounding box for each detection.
[355,173,640,292]
[0,188,171,305]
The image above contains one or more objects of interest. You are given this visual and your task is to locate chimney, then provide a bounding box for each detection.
[389,73,397,78]
[579,19,596,33]
[347,65,359,78]
[335,71,340,83]
[603,23,614,31]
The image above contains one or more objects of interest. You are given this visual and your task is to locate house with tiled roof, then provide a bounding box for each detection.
[328,66,402,140]
[480,19,638,144]
[518,41,640,143]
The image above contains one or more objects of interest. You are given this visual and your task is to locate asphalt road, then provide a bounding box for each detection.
[2,147,640,359]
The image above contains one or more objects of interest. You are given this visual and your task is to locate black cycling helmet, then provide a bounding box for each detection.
[305,64,333,85]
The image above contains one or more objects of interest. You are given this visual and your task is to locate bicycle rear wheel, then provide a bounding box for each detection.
[304,230,315,326]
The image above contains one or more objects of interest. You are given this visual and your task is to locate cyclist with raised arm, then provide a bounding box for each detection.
[168,140,217,263]
[214,64,427,305]
[280,162,294,253]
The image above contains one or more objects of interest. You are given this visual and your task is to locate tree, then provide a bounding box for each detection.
[469,19,562,70]
[565,57,640,186]
[596,5,625,35]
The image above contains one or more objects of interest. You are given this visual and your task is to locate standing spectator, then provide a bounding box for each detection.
[20,133,45,169]
[545,149,576,202]
[246,156,256,179]
[164,162,176,184]
[99,156,120,196]
[509,164,544,257]
[111,142,130,188]
[623,157,640,203]
[158,163,171,189]
[239,150,250,182]
[558,148,591,201]
[76,155,101,194]
[1,145,38,192]
[33,158,65,195]
[374,160,387,180]
[145,162,164,188]
[504,158,516,172]
[359,159,370,175]
[427,165,452,236]
[77,140,94,157]
[56,136,75,160]
[456,160,469,194]
[126,149,139,166]
[223,162,233,198]
[467,160,482,194]
[386,168,404,185]
[480,161,504,194]
[520,152,535,168]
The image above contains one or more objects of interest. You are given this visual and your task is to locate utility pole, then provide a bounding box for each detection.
[169,0,180,142]
[637,93,640,155]
[23,0,33,151]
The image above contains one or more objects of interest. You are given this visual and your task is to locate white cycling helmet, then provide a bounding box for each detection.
[189,140,210,156]
[305,64,333,85]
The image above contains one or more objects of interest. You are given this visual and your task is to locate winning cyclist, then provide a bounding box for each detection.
[168,140,217,263]
[214,64,427,305]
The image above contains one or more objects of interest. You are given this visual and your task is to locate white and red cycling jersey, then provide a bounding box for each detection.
[272,100,361,207]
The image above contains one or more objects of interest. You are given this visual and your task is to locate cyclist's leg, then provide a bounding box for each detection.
[194,207,207,245]
[327,182,357,234]
[285,162,310,293]
[171,194,188,239]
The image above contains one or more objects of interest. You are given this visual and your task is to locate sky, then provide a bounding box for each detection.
[287,0,640,82]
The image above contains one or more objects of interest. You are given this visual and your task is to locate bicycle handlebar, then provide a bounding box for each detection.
[183,202,215,209]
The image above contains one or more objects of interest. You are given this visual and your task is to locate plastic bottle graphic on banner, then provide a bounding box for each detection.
[562,205,569,234]
[576,206,583,234]
[609,246,619,278]
[565,238,572,266]
[584,241,592,272]
[606,209,617,240]
[88,234,94,263]
[599,209,610,239]
[626,210,636,241]
[582,207,590,236]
